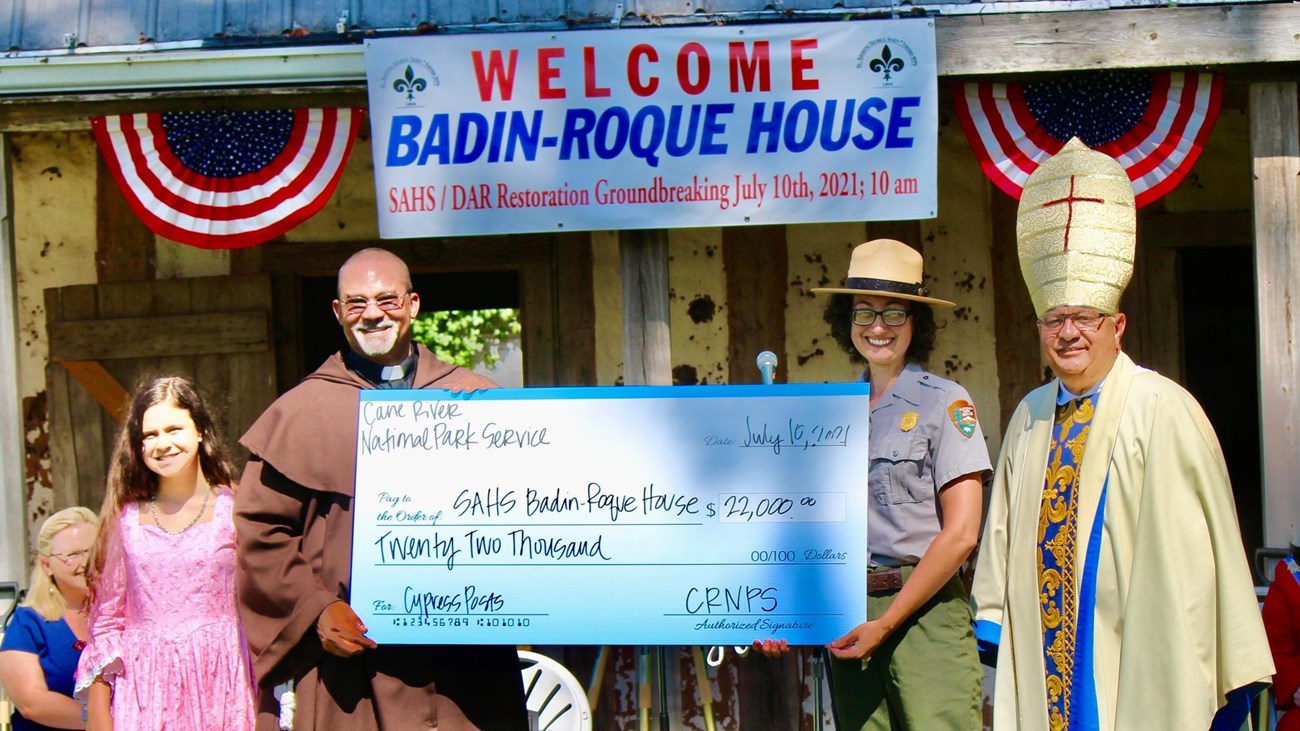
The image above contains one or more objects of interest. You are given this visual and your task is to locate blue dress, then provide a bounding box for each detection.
[1,605,83,731]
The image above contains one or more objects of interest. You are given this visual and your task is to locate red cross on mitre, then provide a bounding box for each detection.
[1040,176,1105,251]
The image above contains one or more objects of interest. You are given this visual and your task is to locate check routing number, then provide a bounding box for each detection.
[349,383,870,645]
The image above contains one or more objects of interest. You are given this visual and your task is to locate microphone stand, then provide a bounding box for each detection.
[755,351,826,729]
[658,646,670,731]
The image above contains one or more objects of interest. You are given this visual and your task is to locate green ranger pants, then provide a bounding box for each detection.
[828,566,983,731]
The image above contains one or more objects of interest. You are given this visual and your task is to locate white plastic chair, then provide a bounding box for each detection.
[271,651,594,731]
[518,650,593,731]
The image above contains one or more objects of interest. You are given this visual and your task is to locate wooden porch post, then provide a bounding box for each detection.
[617,228,680,724]
[620,229,672,386]
[1249,82,1300,548]
[0,133,28,583]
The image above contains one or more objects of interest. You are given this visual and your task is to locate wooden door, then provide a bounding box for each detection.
[44,274,276,511]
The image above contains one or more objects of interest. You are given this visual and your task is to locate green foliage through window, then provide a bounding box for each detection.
[411,309,522,370]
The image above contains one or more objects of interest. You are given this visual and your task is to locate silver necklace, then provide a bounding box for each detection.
[149,485,210,535]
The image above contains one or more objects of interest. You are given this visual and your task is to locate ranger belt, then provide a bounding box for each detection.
[867,567,904,593]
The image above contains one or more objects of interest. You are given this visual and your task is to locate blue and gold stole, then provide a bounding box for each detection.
[1039,395,1095,731]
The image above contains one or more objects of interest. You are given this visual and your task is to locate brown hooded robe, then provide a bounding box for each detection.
[235,345,528,731]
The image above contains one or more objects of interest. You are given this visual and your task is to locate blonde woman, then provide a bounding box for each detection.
[0,507,98,731]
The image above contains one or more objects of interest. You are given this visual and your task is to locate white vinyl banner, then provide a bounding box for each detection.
[364,20,937,237]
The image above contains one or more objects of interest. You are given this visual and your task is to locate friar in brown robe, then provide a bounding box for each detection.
[234,249,528,731]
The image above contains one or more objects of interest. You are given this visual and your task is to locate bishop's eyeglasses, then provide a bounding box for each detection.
[1036,310,1111,334]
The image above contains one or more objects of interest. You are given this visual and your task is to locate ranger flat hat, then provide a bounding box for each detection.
[811,238,955,307]
[1017,137,1136,317]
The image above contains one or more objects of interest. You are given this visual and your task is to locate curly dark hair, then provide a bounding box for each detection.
[823,293,938,366]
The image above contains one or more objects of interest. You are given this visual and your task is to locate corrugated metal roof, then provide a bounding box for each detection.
[0,0,1274,54]
[4,0,581,51]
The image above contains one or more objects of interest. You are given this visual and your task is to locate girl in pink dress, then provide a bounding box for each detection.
[76,376,255,730]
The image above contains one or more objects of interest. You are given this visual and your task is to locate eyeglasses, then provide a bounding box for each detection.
[1036,310,1111,334]
[850,308,911,327]
[340,293,408,318]
[47,549,90,566]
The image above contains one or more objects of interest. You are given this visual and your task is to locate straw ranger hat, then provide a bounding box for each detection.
[811,239,955,307]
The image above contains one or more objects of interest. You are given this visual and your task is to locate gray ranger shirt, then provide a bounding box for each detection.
[865,363,992,565]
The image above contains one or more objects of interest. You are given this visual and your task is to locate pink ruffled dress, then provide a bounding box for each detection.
[76,489,256,730]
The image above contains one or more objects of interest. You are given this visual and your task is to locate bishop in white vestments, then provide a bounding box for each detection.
[971,138,1274,731]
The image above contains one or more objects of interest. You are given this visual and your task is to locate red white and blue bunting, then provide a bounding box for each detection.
[91,107,363,249]
[953,71,1222,208]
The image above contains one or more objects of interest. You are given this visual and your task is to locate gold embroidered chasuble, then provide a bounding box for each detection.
[972,353,1273,730]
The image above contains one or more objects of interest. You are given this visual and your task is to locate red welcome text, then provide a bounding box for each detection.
[469,39,820,102]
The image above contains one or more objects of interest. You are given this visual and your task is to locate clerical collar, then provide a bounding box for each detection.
[1057,377,1105,406]
[344,348,418,389]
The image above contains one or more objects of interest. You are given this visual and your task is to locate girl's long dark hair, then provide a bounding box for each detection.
[86,376,238,598]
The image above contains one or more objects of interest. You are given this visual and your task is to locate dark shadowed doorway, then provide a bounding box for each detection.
[1179,246,1262,562]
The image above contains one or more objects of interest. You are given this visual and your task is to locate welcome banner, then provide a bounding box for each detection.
[364,20,937,237]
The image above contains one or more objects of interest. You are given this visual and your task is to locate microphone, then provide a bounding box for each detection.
[756,351,778,385]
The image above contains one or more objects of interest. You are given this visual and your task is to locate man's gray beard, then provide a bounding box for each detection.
[353,323,398,359]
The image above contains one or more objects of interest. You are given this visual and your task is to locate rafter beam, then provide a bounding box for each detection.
[0,3,1298,123]
[937,4,1300,75]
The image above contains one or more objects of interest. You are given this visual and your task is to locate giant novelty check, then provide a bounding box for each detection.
[350,383,869,645]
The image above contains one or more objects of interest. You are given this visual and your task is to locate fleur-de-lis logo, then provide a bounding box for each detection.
[392,65,427,102]
[869,45,905,82]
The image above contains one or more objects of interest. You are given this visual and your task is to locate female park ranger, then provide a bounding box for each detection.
[758,238,990,730]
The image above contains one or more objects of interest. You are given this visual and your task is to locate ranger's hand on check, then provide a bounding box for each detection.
[827,619,890,660]
[317,600,379,657]
[752,638,791,657]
